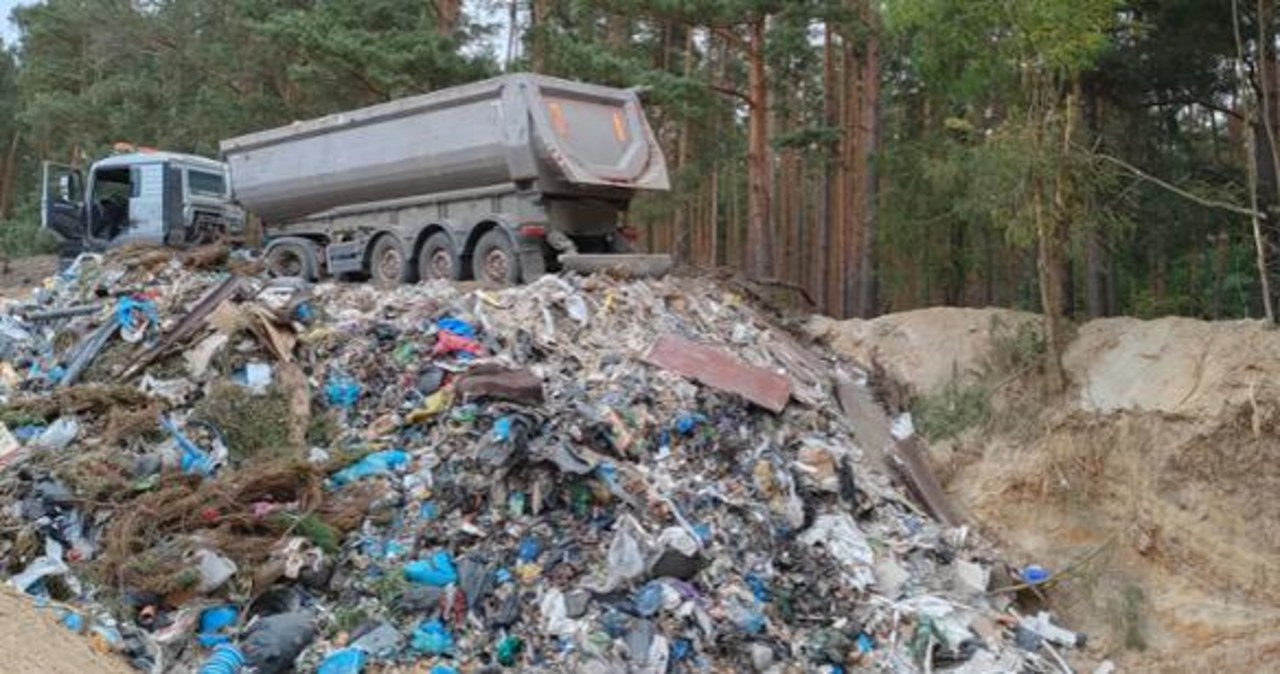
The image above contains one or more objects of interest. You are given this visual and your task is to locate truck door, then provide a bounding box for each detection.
[121,164,166,246]
[41,162,86,242]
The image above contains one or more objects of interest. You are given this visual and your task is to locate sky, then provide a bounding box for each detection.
[0,0,29,46]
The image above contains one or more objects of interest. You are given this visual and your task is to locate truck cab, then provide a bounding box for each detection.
[41,149,244,255]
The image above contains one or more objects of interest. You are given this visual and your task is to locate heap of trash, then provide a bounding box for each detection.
[0,245,1088,673]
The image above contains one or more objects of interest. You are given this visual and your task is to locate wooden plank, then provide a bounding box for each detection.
[644,334,791,413]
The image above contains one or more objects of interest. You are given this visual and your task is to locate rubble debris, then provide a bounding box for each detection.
[0,249,1089,673]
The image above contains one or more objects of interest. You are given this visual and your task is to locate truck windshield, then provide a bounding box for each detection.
[189,170,226,196]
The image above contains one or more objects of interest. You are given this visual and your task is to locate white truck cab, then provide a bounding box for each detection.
[41,149,244,255]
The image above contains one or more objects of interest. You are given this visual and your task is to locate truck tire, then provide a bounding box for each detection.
[265,238,318,281]
[472,229,521,286]
[417,231,461,282]
[369,235,413,285]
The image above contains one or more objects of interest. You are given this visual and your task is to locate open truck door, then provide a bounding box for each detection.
[41,161,86,243]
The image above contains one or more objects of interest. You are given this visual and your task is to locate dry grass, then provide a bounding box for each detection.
[94,459,377,597]
[192,381,300,463]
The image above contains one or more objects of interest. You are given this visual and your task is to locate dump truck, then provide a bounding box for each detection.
[41,73,672,284]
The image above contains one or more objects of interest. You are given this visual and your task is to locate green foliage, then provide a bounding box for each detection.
[911,376,991,442]
[0,0,1269,326]
[0,208,59,257]
[987,316,1048,374]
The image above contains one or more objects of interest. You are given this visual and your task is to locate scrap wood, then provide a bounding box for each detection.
[455,363,544,406]
[18,304,104,322]
[986,537,1116,596]
[643,333,791,413]
[120,276,245,381]
[277,362,311,450]
[834,371,963,527]
[245,303,297,363]
[60,320,119,388]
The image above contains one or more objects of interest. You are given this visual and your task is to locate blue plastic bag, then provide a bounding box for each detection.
[198,605,238,647]
[330,450,409,487]
[634,581,663,617]
[163,417,214,477]
[516,537,540,563]
[410,619,454,655]
[404,550,458,586]
[317,648,367,674]
[436,316,476,339]
[325,373,361,409]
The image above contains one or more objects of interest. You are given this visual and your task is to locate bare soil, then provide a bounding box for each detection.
[816,308,1280,672]
[0,588,133,674]
[0,255,59,294]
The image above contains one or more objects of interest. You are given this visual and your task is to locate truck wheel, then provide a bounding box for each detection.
[369,235,413,285]
[472,229,521,286]
[418,232,461,282]
[265,239,318,280]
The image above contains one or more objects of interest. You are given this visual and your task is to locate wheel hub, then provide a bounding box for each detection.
[429,250,454,280]
[378,248,402,281]
[484,249,510,284]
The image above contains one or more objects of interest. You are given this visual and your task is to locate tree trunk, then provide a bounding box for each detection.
[606,12,630,51]
[0,132,18,220]
[1037,77,1077,394]
[433,0,462,36]
[744,16,772,279]
[817,23,835,312]
[530,0,549,73]
[1036,177,1067,392]
[856,3,881,317]
[1085,229,1108,317]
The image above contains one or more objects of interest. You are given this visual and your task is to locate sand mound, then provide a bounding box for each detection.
[0,589,133,674]
[819,309,1280,671]
[808,307,1040,396]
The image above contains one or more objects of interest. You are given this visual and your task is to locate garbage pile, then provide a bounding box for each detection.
[0,247,1087,672]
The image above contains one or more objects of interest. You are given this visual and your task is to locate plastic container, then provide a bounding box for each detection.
[1022,565,1050,585]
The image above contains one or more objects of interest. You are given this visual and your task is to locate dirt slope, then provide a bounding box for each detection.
[815,309,1280,672]
[0,588,133,674]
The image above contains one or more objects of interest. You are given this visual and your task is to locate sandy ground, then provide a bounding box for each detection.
[0,255,58,294]
[816,308,1280,672]
[0,588,133,674]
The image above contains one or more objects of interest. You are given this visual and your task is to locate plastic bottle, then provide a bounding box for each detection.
[198,644,245,674]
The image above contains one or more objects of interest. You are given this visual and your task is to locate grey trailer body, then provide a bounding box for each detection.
[41,152,244,257]
[219,73,671,284]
